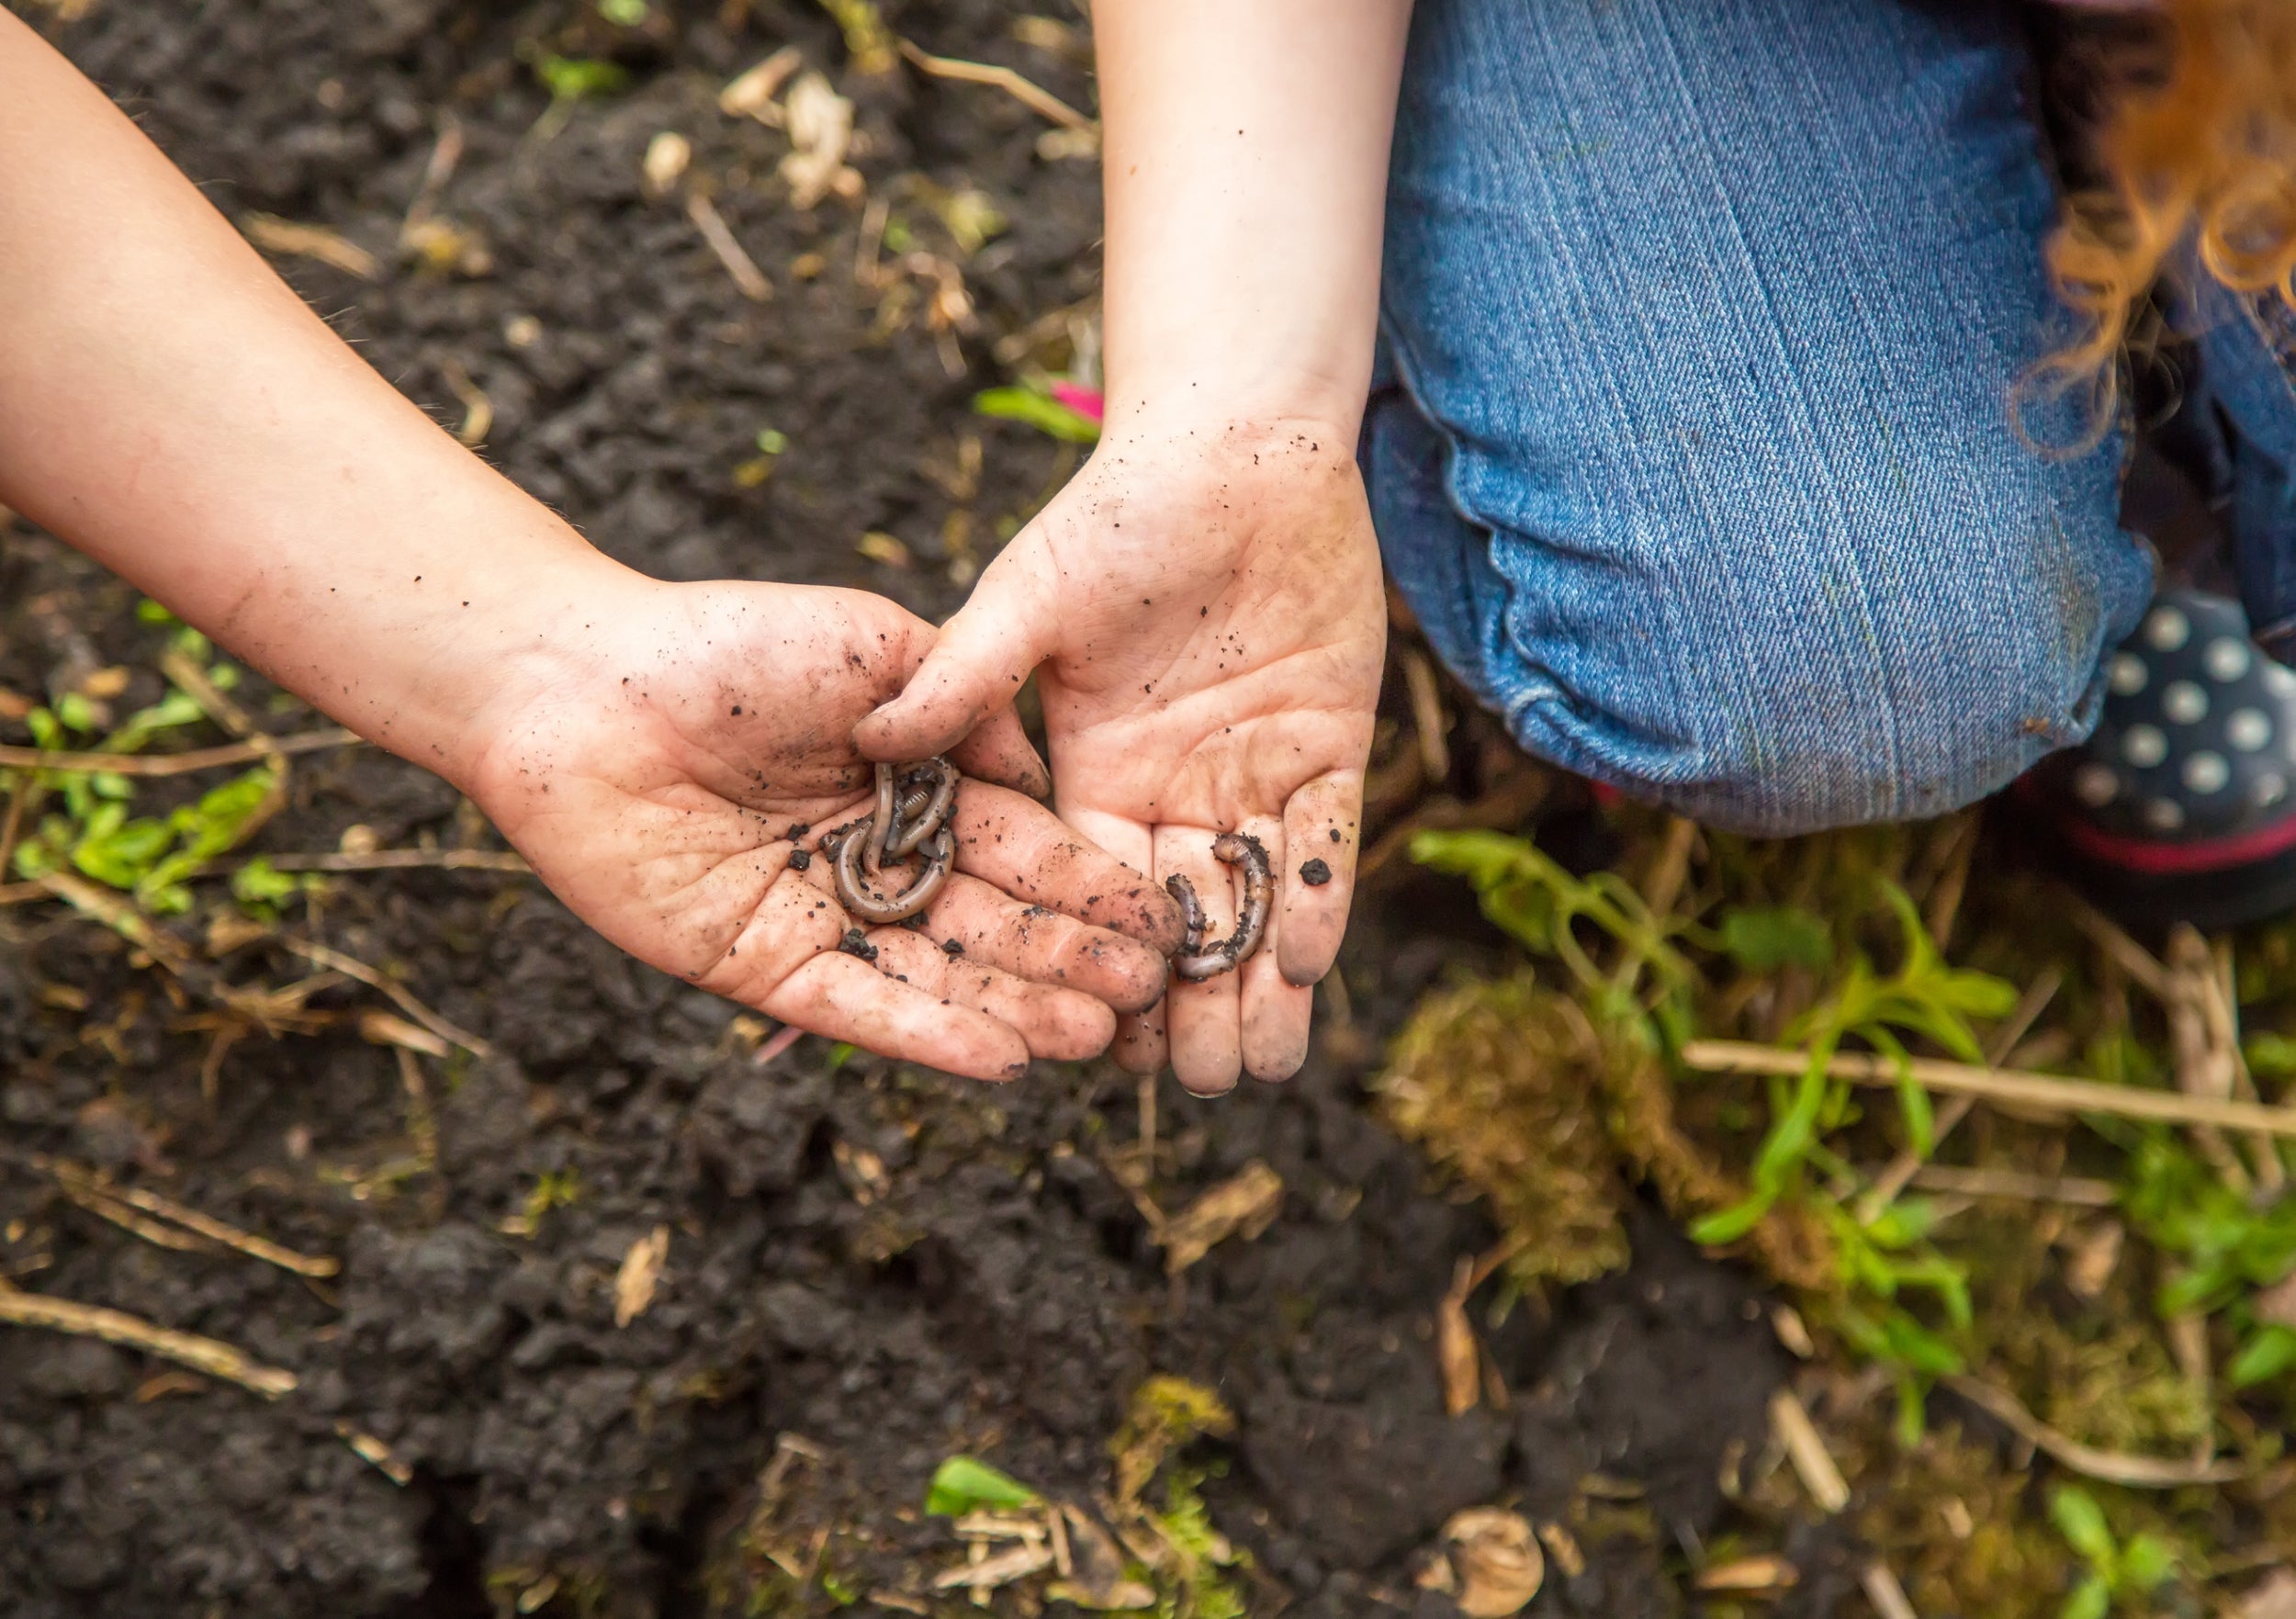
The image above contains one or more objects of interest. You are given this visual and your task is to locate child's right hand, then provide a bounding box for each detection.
[459,577,1184,1083]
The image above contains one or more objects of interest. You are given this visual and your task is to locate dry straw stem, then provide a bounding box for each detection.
[258,847,530,875]
[897,39,1095,134]
[684,193,772,302]
[0,1278,297,1398]
[1768,1388,1851,1514]
[0,726,359,775]
[1941,1373,2245,1487]
[1682,1039,2296,1139]
[50,1160,339,1277]
[281,938,492,1059]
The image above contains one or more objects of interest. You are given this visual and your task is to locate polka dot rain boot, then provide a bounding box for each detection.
[2027,587,2296,928]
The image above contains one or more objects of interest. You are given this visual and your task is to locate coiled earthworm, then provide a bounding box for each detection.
[834,757,961,923]
[1165,831,1273,981]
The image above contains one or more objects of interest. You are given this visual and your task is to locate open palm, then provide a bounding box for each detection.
[463,579,1182,1082]
[859,422,1387,1092]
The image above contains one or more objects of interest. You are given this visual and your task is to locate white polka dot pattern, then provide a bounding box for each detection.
[2062,590,2296,846]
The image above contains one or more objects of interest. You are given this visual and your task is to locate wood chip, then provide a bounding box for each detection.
[719,45,802,123]
[780,72,860,209]
[931,1541,1051,1592]
[613,1225,670,1327]
[1437,1256,1480,1417]
[1696,1554,1797,1593]
[642,130,692,195]
[1154,1160,1282,1275]
[1769,1388,1850,1514]
[1861,1561,1920,1619]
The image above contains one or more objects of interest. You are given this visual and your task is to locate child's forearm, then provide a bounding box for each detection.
[0,12,622,788]
[1094,0,1412,437]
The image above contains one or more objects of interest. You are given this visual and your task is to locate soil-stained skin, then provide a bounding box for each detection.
[0,3,1780,1615]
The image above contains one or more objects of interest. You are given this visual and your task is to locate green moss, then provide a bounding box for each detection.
[1378,973,1632,1289]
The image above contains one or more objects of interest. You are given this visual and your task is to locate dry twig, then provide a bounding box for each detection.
[49,1159,340,1276]
[280,938,493,1059]
[897,39,1094,133]
[1683,1039,2296,1139]
[0,727,359,775]
[0,1278,297,1397]
[1942,1373,2244,1487]
[1768,1388,1850,1514]
[257,847,529,875]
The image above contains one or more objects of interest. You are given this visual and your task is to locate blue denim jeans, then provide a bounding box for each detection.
[1367,0,2296,835]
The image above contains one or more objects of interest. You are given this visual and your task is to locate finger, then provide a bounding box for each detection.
[1113,1003,1168,1075]
[911,870,1168,1015]
[945,701,1052,802]
[866,928,1115,1062]
[1156,825,1243,1096]
[758,950,1030,1082]
[1237,814,1311,1081]
[854,547,1058,763]
[1277,770,1363,987]
[948,781,1186,953]
[1076,806,1170,1075]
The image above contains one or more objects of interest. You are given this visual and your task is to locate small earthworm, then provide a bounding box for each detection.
[1165,831,1273,981]
[886,758,960,858]
[835,756,962,922]
[838,817,953,923]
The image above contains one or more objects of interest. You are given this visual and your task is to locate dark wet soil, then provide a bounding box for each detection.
[0,3,1791,1613]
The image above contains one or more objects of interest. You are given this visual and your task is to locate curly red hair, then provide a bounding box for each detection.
[2040,0,2296,429]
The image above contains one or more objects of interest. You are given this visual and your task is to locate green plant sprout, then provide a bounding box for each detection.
[1694,885,2015,1244]
[923,1455,1037,1517]
[2048,1485,2175,1619]
[2122,1135,2296,1388]
[1408,826,1700,1043]
[971,383,1102,444]
[7,616,286,914]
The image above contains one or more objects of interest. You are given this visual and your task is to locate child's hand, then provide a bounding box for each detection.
[856,419,1386,1094]
[464,579,1182,1083]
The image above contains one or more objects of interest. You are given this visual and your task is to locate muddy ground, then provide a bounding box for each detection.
[0,3,1820,1614]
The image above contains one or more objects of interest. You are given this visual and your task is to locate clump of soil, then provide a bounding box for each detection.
[0,2,1791,1615]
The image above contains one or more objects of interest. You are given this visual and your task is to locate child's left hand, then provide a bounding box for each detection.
[461,579,1184,1082]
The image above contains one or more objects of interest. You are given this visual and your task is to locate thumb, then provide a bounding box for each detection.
[855,557,1057,763]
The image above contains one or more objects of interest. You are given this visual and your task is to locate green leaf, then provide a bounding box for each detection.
[2048,1485,2116,1568]
[597,0,648,22]
[755,428,789,455]
[2060,1576,2111,1619]
[232,857,302,906]
[924,1456,1038,1517]
[971,386,1102,444]
[1717,905,1831,972]
[535,55,630,100]
[2245,1032,2296,1079]
[1689,1193,1772,1247]
[2118,1534,2175,1592]
[53,692,102,734]
[135,598,178,625]
[1891,1371,1928,1448]
[2228,1323,2296,1389]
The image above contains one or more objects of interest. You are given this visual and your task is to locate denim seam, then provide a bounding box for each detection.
[1373,310,1564,723]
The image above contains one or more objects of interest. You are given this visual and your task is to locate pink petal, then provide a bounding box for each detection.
[1049,381,1105,424]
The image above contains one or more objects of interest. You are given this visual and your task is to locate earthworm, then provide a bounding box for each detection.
[837,818,954,923]
[864,760,898,873]
[834,756,962,922]
[886,757,960,858]
[1165,832,1272,981]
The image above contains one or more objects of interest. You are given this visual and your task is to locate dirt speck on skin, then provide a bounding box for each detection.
[0,3,1789,1615]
